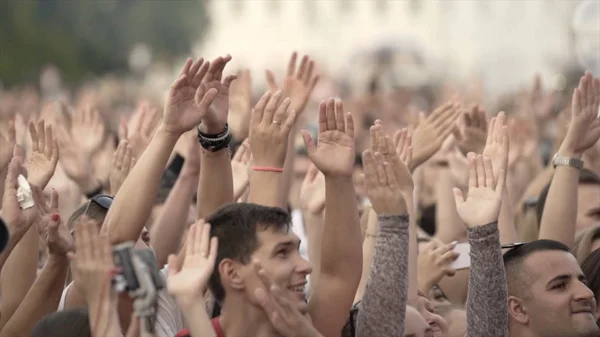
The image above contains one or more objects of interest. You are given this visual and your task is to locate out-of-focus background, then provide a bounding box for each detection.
[1,0,599,108]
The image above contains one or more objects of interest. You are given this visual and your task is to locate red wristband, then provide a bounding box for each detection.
[252,166,284,172]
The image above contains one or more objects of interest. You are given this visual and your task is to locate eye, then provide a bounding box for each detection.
[276,249,288,258]
[552,283,567,291]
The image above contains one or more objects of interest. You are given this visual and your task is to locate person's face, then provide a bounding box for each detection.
[405,306,434,337]
[241,228,312,314]
[417,295,448,337]
[577,184,600,231]
[518,250,599,337]
[429,285,452,307]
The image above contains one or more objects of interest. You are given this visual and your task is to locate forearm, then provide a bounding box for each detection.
[248,171,284,207]
[466,222,508,337]
[356,215,410,337]
[178,302,216,337]
[280,128,297,206]
[498,187,518,245]
[104,127,180,244]
[151,171,198,266]
[435,170,466,243]
[406,194,419,307]
[309,177,362,337]
[0,255,69,337]
[304,211,324,298]
[88,297,123,337]
[0,227,38,328]
[354,227,376,304]
[538,152,580,248]
[197,148,233,219]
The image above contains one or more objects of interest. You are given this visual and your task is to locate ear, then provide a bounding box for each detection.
[508,295,529,325]
[219,258,245,291]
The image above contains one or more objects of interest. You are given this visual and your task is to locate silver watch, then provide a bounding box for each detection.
[552,154,584,170]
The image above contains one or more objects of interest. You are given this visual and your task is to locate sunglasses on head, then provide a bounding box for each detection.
[89,194,113,210]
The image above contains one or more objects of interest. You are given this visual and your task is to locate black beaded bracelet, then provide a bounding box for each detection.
[197,123,232,152]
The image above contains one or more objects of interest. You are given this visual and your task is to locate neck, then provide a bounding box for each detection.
[219,296,279,337]
[509,324,539,337]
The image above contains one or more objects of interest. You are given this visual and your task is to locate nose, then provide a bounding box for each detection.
[574,280,596,305]
[297,255,313,275]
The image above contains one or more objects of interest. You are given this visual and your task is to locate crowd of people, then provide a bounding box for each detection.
[0,50,599,337]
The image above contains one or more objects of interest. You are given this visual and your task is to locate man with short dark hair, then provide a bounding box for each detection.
[504,239,600,337]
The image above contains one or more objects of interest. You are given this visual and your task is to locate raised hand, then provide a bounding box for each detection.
[393,127,413,169]
[167,219,218,309]
[67,218,119,330]
[482,112,509,183]
[249,90,297,167]
[266,52,320,114]
[162,58,217,135]
[56,118,99,191]
[457,105,488,155]
[0,120,16,170]
[560,72,600,156]
[71,105,106,155]
[253,261,324,337]
[411,102,462,171]
[228,69,253,139]
[198,55,238,134]
[370,122,414,195]
[453,154,505,227]
[33,187,73,256]
[362,149,407,216]
[109,140,135,195]
[25,119,59,189]
[231,140,251,200]
[299,164,326,215]
[302,98,355,177]
[417,240,459,293]
[2,154,38,240]
[122,102,160,159]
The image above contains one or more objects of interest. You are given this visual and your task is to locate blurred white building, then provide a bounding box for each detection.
[196,0,593,96]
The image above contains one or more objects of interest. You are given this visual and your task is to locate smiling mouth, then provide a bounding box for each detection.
[288,285,306,294]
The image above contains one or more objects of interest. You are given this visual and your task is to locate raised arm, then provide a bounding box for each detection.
[453,153,508,337]
[102,57,221,244]
[356,127,413,337]
[1,190,73,337]
[539,72,600,248]
[304,99,362,337]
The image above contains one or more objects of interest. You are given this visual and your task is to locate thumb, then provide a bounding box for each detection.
[167,254,180,277]
[452,187,465,207]
[418,111,426,124]
[119,116,128,140]
[48,213,61,236]
[265,70,278,92]
[301,130,316,157]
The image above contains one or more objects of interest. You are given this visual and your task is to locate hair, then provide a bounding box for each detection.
[503,239,571,299]
[31,308,91,337]
[418,204,436,237]
[536,168,600,227]
[66,201,108,231]
[207,203,292,303]
[573,226,600,264]
[581,248,600,306]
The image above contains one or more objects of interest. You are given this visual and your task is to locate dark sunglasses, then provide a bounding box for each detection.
[89,194,113,210]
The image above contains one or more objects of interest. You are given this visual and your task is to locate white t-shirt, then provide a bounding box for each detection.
[58,267,184,337]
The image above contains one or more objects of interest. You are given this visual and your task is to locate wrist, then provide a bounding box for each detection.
[46,253,69,264]
[556,147,584,159]
[199,122,226,135]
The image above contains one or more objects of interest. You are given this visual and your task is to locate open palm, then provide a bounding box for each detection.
[167,220,218,308]
[453,154,505,228]
[481,112,509,183]
[302,98,355,177]
[565,72,600,153]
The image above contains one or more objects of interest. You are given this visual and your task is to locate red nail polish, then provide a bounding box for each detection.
[51,213,60,222]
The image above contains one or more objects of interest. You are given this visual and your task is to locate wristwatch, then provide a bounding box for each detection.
[552,154,584,170]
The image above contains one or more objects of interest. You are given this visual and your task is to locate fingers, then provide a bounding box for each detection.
[301,130,316,156]
[5,156,22,190]
[265,70,279,91]
[199,222,211,258]
[362,150,378,190]
[180,58,193,76]
[252,91,272,126]
[483,156,495,188]
[475,154,485,187]
[50,188,59,211]
[195,85,219,113]
[467,153,477,188]
[452,187,465,207]
[28,120,39,152]
[253,260,273,292]
[272,97,291,126]
[373,152,387,186]
[122,145,133,173]
[317,101,327,134]
[287,52,298,77]
[345,112,355,140]
[185,222,197,259]
[335,101,345,133]
[325,98,336,131]
[296,54,308,79]
[263,90,284,124]
[192,60,210,87]
[113,140,126,169]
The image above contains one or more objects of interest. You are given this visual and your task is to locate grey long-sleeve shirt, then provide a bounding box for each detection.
[345,219,508,337]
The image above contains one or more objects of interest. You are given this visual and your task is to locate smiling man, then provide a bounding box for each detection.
[505,240,600,337]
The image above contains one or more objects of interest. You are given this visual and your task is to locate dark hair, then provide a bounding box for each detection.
[31,308,91,337]
[581,247,600,305]
[503,239,571,298]
[67,201,108,231]
[207,203,292,303]
[536,168,600,227]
